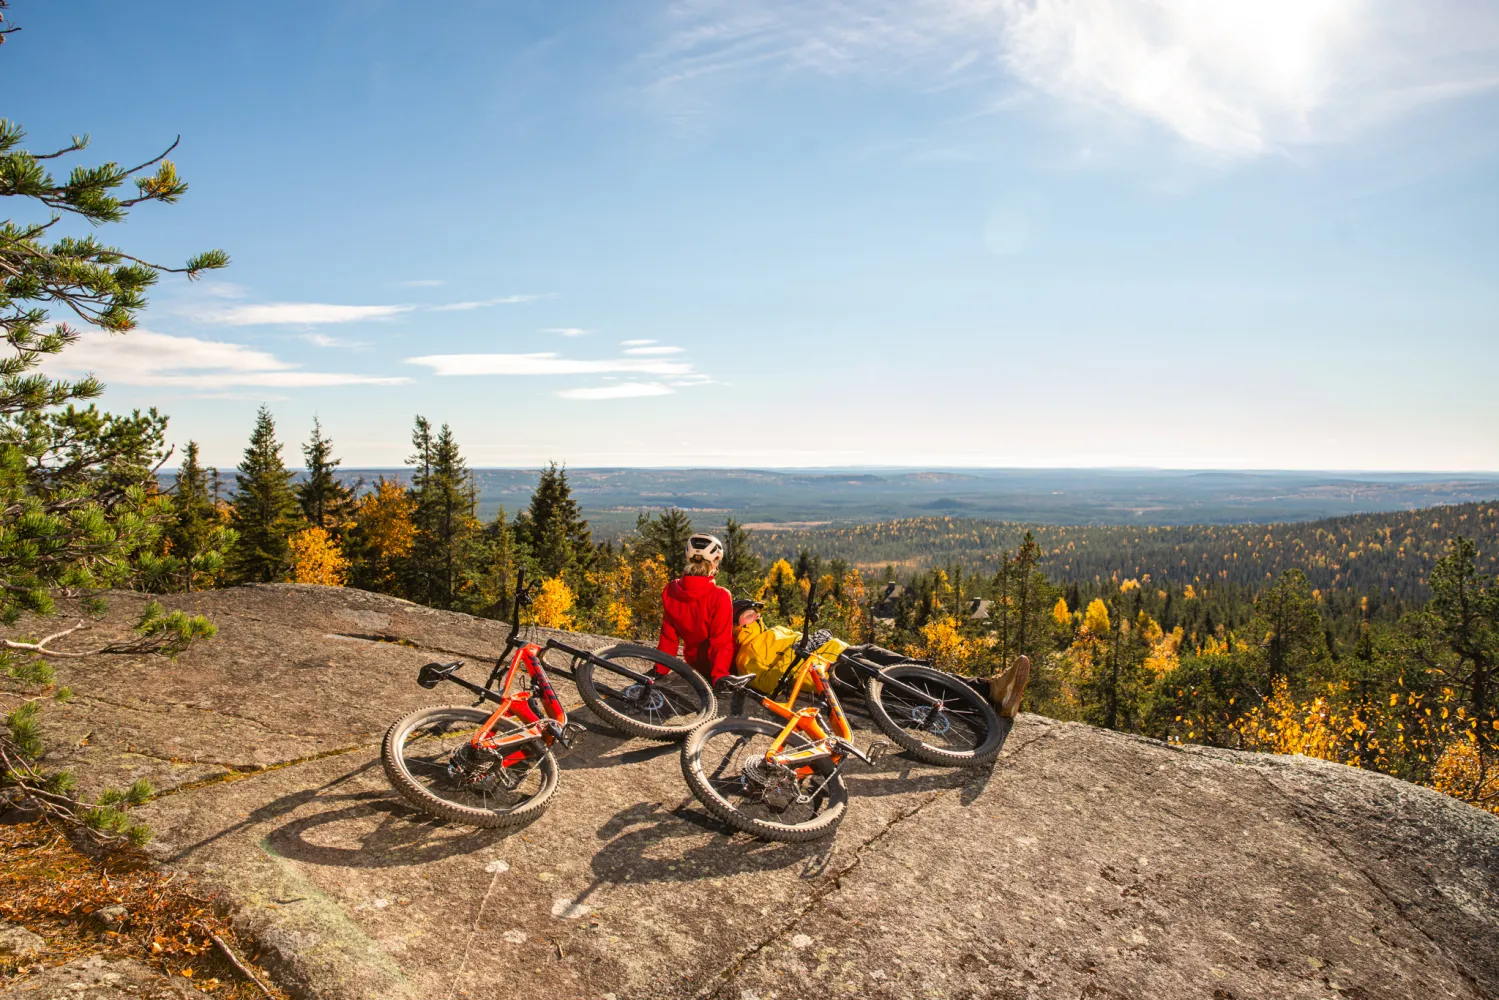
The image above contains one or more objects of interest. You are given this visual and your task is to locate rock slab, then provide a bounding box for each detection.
[4,585,1497,1000]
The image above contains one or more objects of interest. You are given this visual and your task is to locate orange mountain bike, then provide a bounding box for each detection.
[681,646,885,842]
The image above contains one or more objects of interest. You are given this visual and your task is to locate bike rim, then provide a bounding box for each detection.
[396,713,549,814]
[593,654,706,728]
[880,676,989,755]
[697,725,836,829]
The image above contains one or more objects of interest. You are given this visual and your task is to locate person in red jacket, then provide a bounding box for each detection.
[657,533,735,684]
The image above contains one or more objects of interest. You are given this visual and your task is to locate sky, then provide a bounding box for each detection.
[6,1,1499,470]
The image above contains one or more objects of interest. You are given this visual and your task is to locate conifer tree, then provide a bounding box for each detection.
[0,25,226,844]
[520,461,593,578]
[228,406,301,583]
[473,505,516,617]
[406,416,480,608]
[637,508,694,577]
[720,517,762,596]
[163,441,235,592]
[296,416,355,531]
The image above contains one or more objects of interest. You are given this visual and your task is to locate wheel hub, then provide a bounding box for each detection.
[623,682,668,712]
[743,758,799,810]
[907,704,952,736]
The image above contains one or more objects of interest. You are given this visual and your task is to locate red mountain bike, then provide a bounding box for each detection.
[382,573,715,828]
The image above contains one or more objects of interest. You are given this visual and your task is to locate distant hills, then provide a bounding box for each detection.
[311,467,1499,532]
[748,502,1499,606]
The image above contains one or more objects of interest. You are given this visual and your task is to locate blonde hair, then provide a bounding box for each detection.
[684,554,716,576]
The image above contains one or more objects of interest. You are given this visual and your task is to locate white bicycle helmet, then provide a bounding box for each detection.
[685,533,724,574]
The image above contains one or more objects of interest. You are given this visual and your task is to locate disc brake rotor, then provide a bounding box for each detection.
[622,682,668,713]
[907,704,953,736]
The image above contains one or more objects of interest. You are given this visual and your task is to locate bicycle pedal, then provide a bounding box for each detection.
[558,722,587,748]
[867,740,892,765]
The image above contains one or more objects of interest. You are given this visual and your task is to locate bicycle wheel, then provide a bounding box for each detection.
[864,664,1003,767]
[574,643,716,740]
[382,705,558,828]
[681,717,846,842]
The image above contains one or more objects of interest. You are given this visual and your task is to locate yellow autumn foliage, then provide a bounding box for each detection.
[529,577,576,630]
[289,526,349,587]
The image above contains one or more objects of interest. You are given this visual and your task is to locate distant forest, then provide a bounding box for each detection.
[749,503,1499,611]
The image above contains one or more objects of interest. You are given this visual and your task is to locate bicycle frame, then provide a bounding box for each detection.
[755,654,864,775]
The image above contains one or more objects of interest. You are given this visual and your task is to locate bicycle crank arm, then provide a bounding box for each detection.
[831,737,891,766]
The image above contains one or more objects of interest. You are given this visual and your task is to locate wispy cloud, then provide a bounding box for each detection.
[432,294,549,312]
[653,0,1499,156]
[190,294,551,325]
[544,327,591,337]
[558,382,675,400]
[623,345,685,355]
[189,303,415,326]
[621,338,657,346]
[301,332,367,349]
[406,352,694,376]
[45,329,408,388]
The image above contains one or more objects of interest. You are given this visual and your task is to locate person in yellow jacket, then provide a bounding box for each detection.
[730,598,1032,717]
[731,599,847,695]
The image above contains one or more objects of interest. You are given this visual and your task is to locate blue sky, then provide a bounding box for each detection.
[7,1,1499,470]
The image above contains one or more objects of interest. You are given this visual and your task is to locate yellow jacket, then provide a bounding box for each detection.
[733,621,847,695]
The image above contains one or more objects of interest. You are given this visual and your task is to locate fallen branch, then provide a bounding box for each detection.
[207,929,276,999]
[2,619,93,657]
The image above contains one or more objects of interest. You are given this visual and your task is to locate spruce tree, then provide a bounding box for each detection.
[406,416,480,608]
[522,462,593,578]
[296,417,355,530]
[228,406,301,583]
[720,517,762,596]
[637,508,694,577]
[165,441,236,592]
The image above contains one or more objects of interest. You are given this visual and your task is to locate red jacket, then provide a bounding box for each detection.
[657,575,734,682]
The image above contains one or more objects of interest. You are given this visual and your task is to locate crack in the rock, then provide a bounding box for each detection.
[1249,767,1488,999]
[149,740,379,799]
[698,727,1057,1000]
[70,692,329,742]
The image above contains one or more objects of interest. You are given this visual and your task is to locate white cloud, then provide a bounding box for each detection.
[623,345,685,355]
[45,329,408,388]
[432,294,548,311]
[406,352,694,376]
[654,0,1499,155]
[191,302,415,326]
[558,382,675,400]
[544,327,591,337]
[621,338,657,345]
[302,332,367,348]
[190,294,550,325]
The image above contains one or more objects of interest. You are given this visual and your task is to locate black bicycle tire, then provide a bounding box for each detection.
[381,705,558,828]
[574,643,716,740]
[680,716,847,842]
[864,665,1003,767]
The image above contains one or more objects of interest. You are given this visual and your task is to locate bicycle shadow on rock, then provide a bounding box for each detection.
[167,758,525,870]
[553,719,680,772]
[570,800,834,909]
